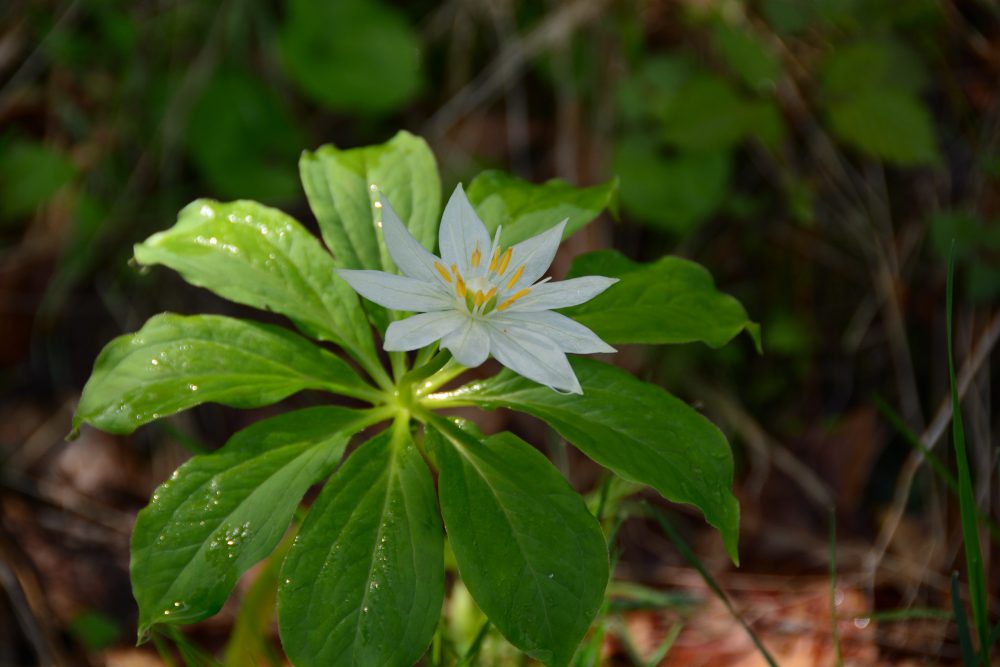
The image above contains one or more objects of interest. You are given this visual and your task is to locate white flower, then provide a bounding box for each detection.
[336,184,617,394]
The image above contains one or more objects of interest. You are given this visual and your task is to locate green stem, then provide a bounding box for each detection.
[350,348,394,394]
[400,350,452,389]
[420,392,475,409]
[389,350,408,383]
[416,359,467,396]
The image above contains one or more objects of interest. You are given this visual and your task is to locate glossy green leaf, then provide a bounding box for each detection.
[132,407,370,636]
[134,199,375,363]
[278,425,443,667]
[563,250,761,351]
[300,131,441,273]
[440,358,740,562]
[278,0,421,114]
[72,314,377,435]
[826,91,939,165]
[0,137,77,220]
[428,423,608,667]
[185,72,304,203]
[612,137,730,235]
[466,171,618,246]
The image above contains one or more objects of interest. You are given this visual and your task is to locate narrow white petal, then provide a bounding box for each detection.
[491,311,615,354]
[487,325,582,394]
[336,269,452,312]
[507,276,618,312]
[441,318,490,368]
[380,195,439,281]
[439,184,491,271]
[384,311,465,351]
[499,219,567,291]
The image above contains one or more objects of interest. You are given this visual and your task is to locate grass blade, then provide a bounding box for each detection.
[952,572,976,666]
[646,504,779,667]
[644,622,683,667]
[946,249,990,661]
[829,507,843,667]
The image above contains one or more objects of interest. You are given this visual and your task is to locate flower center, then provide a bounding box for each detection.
[433,241,533,315]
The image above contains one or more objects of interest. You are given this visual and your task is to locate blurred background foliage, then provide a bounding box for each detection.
[1,0,998,664]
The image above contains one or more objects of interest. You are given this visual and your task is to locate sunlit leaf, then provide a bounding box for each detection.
[278,427,443,666]
[428,423,608,667]
[135,199,375,363]
[132,407,369,636]
[72,314,377,435]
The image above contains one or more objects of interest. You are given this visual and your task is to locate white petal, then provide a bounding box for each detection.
[336,269,451,312]
[507,276,618,312]
[439,184,491,271]
[499,219,566,291]
[487,325,582,394]
[384,311,465,351]
[380,195,439,281]
[491,311,615,354]
[441,318,490,367]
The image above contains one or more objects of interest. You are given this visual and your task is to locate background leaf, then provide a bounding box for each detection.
[132,407,368,635]
[429,423,609,667]
[465,171,618,246]
[134,199,375,364]
[0,137,77,220]
[442,358,741,562]
[564,250,761,351]
[278,426,443,667]
[299,131,441,273]
[184,72,304,203]
[826,90,940,165]
[72,314,377,435]
[278,0,421,114]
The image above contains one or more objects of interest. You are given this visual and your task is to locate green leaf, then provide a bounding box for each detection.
[0,137,77,220]
[711,23,781,93]
[441,358,740,562]
[563,250,761,351]
[132,407,369,636]
[73,314,377,435]
[612,136,730,235]
[428,422,608,667]
[821,39,927,100]
[827,91,939,166]
[278,425,443,667]
[134,199,375,364]
[658,74,751,152]
[465,171,619,246]
[300,131,441,273]
[185,72,304,203]
[278,0,421,114]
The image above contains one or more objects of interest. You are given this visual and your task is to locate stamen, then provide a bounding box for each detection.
[488,248,500,272]
[455,272,467,297]
[471,243,481,268]
[434,262,452,283]
[483,286,496,302]
[497,248,513,274]
[497,288,531,311]
[506,264,525,290]
[473,290,487,307]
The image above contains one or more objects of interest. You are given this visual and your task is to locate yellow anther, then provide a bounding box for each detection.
[483,286,496,302]
[434,262,452,283]
[497,288,531,311]
[451,263,459,275]
[497,248,513,274]
[471,243,481,268]
[506,265,525,290]
[488,248,500,272]
[473,290,486,307]
[455,273,467,297]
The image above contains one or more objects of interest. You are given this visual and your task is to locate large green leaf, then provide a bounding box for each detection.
[438,358,740,562]
[72,314,378,435]
[134,199,375,363]
[428,423,608,667]
[612,136,730,235]
[184,72,304,203]
[466,171,618,246]
[826,90,940,166]
[278,425,443,666]
[132,407,371,636]
[658,74,752,152]
[563,250,761,351]
[278,0,421,115]
[300,131,440,274]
